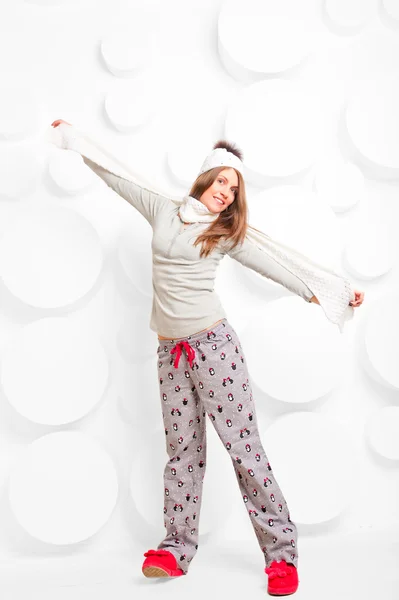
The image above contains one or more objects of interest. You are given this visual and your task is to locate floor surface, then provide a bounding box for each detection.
[1,527,398,600]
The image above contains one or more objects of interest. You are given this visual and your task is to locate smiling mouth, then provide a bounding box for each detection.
[213,196,225,206]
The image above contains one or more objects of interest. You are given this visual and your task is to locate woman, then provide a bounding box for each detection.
[49,120,364,596]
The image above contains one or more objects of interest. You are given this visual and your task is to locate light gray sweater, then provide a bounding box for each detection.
[79,158,314,338]
[50,125,314,338]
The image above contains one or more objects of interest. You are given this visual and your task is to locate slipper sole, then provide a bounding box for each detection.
[142,565,184,577]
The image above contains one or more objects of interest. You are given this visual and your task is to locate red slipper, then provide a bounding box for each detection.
[265,560,299,595]
[142,549,185,577]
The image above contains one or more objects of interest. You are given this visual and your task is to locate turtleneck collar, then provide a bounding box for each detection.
[178,195,220,224]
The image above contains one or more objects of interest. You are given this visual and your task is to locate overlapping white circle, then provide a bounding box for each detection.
[364,294,399,390]
[218,0,312,75]
[238,299,344,404]
[0,86,39,140]
[101,29,151,77]
[120,356,162,427]
[345,76,399,171]
[0,146,41,199]
[116,308,159,363]
[9,431,118,544]
[104,75,157,132]
[245,186,344,290]
[0,318,109,425]
[48,150,94,194]
[313,159,365,212]
[345,232,393,280]
[365,406,399,460]
[264,412,356,524]
[117,223,153,298]
[225,79,325,180]
[0,207,103,308]
[325,0,376,30]
[167,139,212,187]
[382,0,399,22]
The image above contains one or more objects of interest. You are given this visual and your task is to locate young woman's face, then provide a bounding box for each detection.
[199,168,239,214]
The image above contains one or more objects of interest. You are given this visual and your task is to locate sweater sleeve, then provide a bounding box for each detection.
[226,236,314,302]
[49,123,173,226]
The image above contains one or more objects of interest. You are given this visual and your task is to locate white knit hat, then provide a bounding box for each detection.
[197,147,244,177]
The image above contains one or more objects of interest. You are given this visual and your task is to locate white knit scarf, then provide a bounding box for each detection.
[47,123,355,333]
[178,194,223,223]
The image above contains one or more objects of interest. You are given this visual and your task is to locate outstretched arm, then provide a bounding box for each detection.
[226,236,315,303]
[48,122,174,226]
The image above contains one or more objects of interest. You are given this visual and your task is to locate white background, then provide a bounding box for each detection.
[0,0,398,598]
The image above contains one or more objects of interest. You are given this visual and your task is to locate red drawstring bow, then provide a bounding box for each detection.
[170,340,196,369]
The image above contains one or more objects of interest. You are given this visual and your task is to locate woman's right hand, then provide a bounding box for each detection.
[51,119,72,128]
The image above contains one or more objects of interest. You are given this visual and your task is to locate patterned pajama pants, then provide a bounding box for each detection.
[156,318,298,574]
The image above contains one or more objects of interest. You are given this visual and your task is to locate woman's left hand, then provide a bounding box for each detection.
[349,289,365,307]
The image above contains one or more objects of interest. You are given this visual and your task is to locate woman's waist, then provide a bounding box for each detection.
[157,317,225,340]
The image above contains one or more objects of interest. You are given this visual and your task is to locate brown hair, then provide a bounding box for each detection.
[188,139,248,258]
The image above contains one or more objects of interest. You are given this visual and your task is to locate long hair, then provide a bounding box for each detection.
[188,139,248,259]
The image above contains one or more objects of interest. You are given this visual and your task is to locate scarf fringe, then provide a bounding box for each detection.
[245,225,355,332]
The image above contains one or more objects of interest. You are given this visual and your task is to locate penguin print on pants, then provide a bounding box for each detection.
[155,318,298,575]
